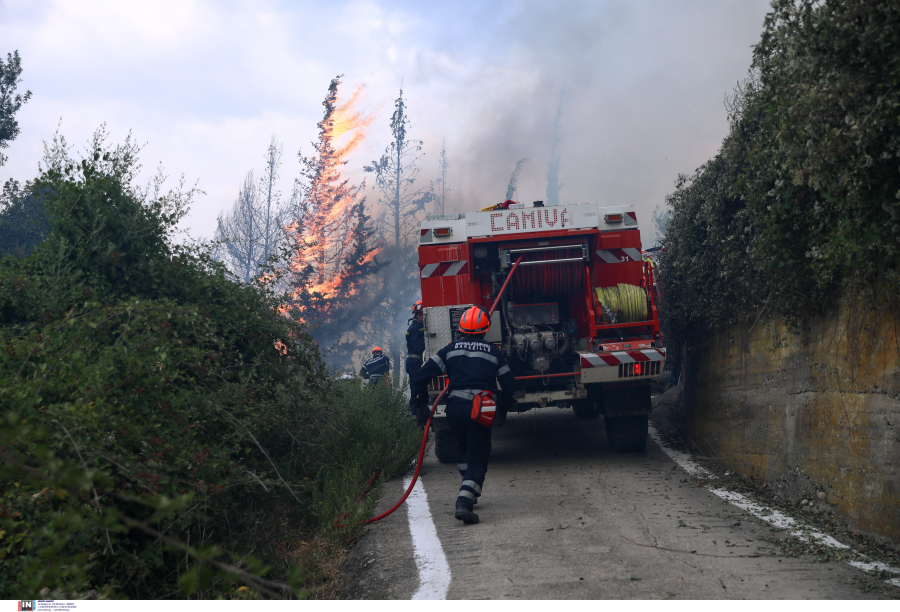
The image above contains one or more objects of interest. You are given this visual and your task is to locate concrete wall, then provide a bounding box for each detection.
[683,302,900,544]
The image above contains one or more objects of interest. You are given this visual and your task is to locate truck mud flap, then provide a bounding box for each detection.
[602,383,651,417]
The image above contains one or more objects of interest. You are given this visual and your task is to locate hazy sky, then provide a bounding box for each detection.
[1,0,772,245]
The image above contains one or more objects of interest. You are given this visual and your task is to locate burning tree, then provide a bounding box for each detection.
[284,76,386,365]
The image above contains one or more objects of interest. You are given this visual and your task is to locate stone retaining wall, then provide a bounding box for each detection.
[683,302,900,544]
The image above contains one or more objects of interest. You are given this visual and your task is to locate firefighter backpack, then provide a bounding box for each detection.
[470,390,497,427]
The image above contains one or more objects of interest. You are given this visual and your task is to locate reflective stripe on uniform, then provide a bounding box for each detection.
[408,354,422,359]
[449,389,483,400]
[458,489,476,499]
[457,463,467,473]
[497,364,510,376]
[462,480,482,495]
[446,349,498,364]
[430,354,447,373]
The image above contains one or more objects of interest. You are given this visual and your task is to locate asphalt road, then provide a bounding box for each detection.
[340,405,886,600]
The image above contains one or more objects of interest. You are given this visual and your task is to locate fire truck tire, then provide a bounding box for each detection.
[434,428,457,464]
[572,400,600,419]
[604,415,648,453]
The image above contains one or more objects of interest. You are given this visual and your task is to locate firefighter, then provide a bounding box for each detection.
[406,300,428,427]
[360,347,391,389]
[413,306,515,525]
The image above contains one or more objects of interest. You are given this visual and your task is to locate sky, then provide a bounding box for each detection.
[1,0,773,246]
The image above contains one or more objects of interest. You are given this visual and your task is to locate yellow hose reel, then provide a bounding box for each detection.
[594,284,648,323]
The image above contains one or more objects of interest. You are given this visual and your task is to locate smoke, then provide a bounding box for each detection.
[396,0,772,228]
[505,158,528,201]
[2,0,774,372]
[3,0,772,242]
[545,84,565,207]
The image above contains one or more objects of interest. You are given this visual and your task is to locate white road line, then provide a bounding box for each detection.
[403,474,451,600]
[648,423,900,588]
[647,426,713,479]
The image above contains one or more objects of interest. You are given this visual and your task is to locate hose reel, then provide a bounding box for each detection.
[595,284,649,323]
[502,244,588,298]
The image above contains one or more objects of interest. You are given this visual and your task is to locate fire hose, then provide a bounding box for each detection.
[334,256,525,528]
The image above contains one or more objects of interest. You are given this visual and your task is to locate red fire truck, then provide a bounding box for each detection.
[417,201,665,462]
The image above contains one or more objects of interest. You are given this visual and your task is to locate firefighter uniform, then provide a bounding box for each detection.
[406,317,427,420]
[360,352,391,388]
[414,338,515,519]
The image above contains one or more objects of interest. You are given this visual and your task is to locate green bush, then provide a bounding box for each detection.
[0,130,421,599]
[658,0,900,351]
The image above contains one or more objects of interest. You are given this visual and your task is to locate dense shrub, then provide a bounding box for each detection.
[658,0,900,351]
[0,130,421,598]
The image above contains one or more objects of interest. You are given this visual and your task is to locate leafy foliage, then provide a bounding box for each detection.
[658,0,900,351]
[0,180,50,258]
[0,129,421,598]
[0,50,32,167]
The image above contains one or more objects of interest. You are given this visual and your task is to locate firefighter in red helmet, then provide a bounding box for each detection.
[406,300,428,427]
[360,346,390,389]
[413,305,515,524]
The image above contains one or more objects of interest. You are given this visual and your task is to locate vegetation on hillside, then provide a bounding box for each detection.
[0,131,421,599]
[658,0,900,350]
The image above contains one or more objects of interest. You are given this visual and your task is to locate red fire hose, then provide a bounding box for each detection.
[335,256,526,528]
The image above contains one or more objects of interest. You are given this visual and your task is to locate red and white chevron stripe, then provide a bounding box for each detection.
[580,348,666,368]
[420,260,469,278]
[595,248,643,264]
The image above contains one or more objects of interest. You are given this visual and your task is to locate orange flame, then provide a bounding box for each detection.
[284,80,378,322]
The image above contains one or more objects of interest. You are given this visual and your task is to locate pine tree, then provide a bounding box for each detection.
[430,139,453,215]
[284,76,386,368]
[365,86,432,249]
[363,86,435,387]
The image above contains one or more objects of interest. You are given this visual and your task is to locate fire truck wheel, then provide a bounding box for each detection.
[572,400,600,419]
[434,428,457,464]
[604,415,649,453]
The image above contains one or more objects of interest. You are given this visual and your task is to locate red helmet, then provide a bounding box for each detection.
[459,306,491,334]
[412,300,424,315]
[372,346,383,355]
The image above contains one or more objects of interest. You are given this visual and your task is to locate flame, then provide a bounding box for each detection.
[283,79,379,322]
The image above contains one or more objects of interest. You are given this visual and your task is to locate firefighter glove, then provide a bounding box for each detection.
[416,404,431,428]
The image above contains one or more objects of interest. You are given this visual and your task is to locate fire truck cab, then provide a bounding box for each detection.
[418,201,665,462]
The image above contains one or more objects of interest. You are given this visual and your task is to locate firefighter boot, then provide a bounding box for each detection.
[455,500,480,524]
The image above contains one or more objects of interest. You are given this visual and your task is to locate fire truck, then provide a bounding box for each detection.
[417,201,665,462]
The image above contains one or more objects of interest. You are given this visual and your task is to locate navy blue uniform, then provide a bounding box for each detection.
[359,354,391,388]
[414,338,515,511]
[405,319,427,417]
